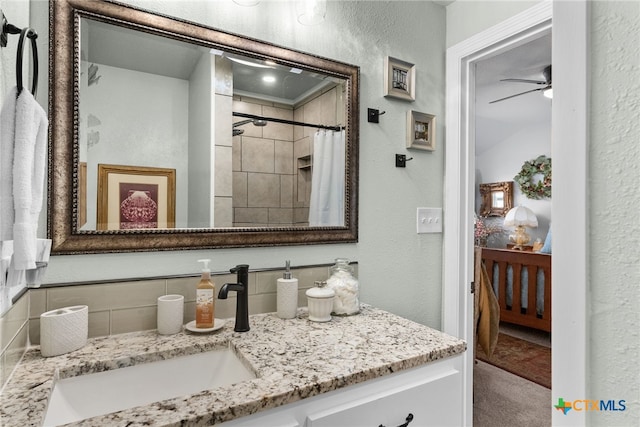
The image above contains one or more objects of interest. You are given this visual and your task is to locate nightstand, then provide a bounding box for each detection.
[506,244,534,251]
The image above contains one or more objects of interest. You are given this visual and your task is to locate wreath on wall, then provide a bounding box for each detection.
[514,155,552,199]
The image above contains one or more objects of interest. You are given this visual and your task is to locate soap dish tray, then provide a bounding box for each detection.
[185,319,225,333]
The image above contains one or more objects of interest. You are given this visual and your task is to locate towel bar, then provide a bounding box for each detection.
[16,27,38,96]
[1,9,39,96]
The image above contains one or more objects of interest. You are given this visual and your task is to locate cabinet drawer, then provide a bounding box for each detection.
[305,365,461,427]
[219,356,463,427]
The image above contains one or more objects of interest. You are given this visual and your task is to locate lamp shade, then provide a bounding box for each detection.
[504,206,538,228]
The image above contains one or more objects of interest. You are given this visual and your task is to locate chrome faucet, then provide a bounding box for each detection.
[218,264,250,332]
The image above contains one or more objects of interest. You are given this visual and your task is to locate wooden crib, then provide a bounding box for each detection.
[480,247,551,332]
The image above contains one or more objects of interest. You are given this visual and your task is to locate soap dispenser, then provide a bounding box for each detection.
[277,260,298,319]
[196,259,215,328]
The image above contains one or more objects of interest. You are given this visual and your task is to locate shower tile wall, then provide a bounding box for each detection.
[214,56,234,227]
[232,97,296,227]
[232,85,344,227]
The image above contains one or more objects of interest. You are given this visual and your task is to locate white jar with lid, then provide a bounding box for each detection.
[326,258,360,315]
[306,281,335,322]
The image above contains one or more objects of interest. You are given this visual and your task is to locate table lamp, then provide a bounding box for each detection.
[504,206,538,250]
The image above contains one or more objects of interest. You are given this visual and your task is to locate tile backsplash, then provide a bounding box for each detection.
[0,292,29,389]
[0,262,355,389]
[28,263,348,344]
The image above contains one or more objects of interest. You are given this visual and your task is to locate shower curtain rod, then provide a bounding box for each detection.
[232,112,343,132]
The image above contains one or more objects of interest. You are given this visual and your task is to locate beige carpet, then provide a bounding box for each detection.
[474,360,551,427]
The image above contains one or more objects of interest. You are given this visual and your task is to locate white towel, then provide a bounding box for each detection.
[0,87,48,270]
[0,87,17,242]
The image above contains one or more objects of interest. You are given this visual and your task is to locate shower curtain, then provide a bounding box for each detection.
[309,130,345,226]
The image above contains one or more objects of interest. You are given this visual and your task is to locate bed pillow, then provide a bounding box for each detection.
[538,228,552,254]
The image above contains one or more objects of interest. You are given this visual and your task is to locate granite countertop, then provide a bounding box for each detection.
[0,305,466,426]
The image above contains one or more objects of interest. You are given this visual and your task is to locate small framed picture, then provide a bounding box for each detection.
[97,164,176,231]
[384,56,415,101]
[407,110,436,151]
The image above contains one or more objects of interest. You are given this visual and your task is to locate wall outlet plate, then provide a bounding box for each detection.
[417,207,442,233]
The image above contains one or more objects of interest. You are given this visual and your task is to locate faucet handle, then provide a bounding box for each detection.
[230,264,249,274]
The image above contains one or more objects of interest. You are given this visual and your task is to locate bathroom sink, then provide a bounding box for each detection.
[43,346,256,426]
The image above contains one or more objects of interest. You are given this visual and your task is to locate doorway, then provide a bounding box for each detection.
[473,30,552,426]
[443,1,588,425]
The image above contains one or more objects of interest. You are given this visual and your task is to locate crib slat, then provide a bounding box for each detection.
[527,264,537,316]
[497,261,508,310]
[480,247,551,332]
[512,263,522,313]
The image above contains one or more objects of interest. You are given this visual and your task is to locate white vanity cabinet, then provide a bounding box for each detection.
[219,354,463,427]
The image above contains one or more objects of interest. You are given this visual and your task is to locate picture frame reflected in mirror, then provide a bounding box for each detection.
[96,164,176,231]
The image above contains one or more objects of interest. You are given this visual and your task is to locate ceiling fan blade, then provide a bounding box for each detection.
[489,87,544,104]
[500,78,547,85]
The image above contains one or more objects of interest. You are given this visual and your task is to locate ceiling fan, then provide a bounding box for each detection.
[489,65,552,104]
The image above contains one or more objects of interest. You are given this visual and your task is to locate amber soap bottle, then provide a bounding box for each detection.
[196,259,215,328]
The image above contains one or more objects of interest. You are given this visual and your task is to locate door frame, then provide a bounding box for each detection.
[443,2,588,425]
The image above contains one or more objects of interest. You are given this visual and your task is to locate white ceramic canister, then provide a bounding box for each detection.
[306,281,335,322]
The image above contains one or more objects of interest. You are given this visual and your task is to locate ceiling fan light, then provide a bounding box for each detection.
[543,87,553,99]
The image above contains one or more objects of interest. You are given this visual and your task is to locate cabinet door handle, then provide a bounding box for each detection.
[378,412,414,427]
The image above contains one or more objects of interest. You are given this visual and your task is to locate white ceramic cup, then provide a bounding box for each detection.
[157,294,184,335]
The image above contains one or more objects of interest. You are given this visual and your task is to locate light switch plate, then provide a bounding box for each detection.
[417,207,442,233]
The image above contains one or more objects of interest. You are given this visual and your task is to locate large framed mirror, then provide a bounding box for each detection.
[479,181,513,217]
[49,0,359,254]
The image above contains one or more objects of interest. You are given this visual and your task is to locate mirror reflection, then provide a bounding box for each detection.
[79,18,346,231]
[491,191,504,209]
[49,0,359,254]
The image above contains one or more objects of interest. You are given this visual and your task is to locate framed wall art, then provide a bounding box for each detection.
[384,56,415,101]
[406,110,436,151]
[97,164,176,231]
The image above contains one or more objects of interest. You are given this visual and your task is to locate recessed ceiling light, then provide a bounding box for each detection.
[227,56,273,69]
[262,75,276,83]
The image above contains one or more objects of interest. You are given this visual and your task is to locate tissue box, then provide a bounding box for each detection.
[40,305,88,357]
